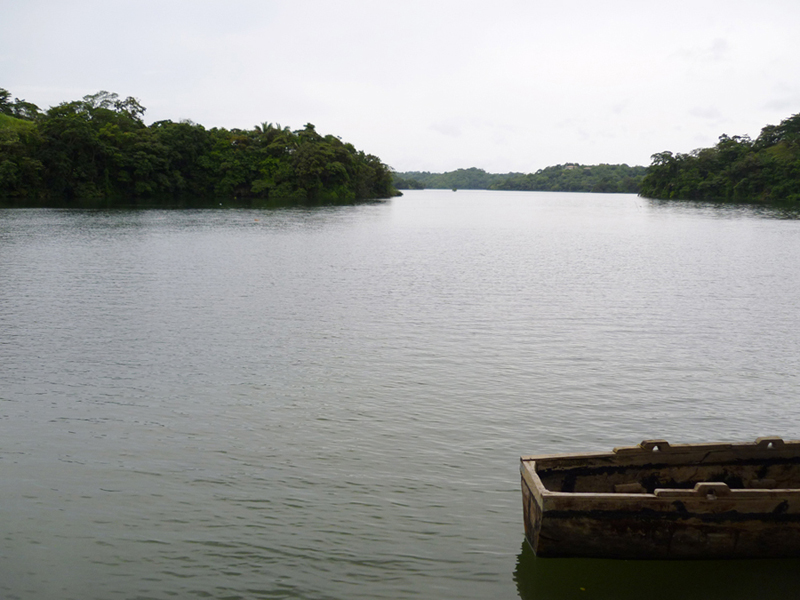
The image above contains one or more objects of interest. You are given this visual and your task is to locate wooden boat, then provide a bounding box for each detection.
[520,437,800,559]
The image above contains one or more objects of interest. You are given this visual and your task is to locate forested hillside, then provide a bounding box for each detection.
[0,89,396,207]
[640,112,800,205]
[394,164,646,193]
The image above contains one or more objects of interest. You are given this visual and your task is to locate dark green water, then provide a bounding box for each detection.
[2,191,800,599]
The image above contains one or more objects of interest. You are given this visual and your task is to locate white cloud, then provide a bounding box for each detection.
[430,120,463,138]
[688,107,722,120]
[676,38,730,63]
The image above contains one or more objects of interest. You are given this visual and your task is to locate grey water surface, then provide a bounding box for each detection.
[2,190,800,599]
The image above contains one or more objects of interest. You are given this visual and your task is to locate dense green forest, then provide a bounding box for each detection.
[9,88,794,208]
[0,89,396,207]
[640,112,800,205]
[394,164,646,193]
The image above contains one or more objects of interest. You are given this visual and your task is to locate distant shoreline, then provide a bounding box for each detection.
[393,164,646,194]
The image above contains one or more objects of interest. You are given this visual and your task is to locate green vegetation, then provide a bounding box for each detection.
[640,113,800,205]
[0,113,36,132]
[0,89,396,207]
[395,167,508,190]
[394,164,646,193]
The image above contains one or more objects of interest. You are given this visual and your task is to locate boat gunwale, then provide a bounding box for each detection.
[521,437,800,465]
[521,438,800,506]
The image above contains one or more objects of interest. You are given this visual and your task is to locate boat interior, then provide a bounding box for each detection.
[532,438,800,494]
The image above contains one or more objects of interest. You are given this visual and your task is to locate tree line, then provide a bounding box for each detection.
[6,87,795,208]
[639,112,800,205]
[0,89,397,207]
[394,164,646,193]
[395,112,800,206]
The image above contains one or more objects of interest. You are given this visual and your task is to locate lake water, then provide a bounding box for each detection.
[2,190,800,599]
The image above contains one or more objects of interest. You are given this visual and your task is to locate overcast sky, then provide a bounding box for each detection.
[2,0,799,173]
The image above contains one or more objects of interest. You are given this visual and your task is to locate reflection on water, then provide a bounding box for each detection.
[645,198,800,220]
[0,196,390,210]
[514,541,800,599]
